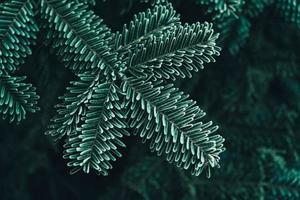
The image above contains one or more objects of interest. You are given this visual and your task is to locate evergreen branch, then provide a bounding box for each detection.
[0,0,38,71]
[45,72,101,141]
[196,0,242,20]
[0,70,39,123]
[128,23,221,81]
[140,0,168,5]
[64,81,130,175]
[44,0,225,177]
[227,16,251,55]
[40,0,119,77]
[122,149,300,199]
[193,149,300,199]
[76,0,96,5]
[111,3,180,55]
[122,77,225,176]
[276,0,300,28]
[244,0,273,17]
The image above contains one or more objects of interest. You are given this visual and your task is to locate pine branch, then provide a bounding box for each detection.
[40,0,119,77]
[140,0,168,5]
[194,149,300,199]
[122,149,300,199]
[128,23,221,81]
[45,0,225,177]
[244,0,273,17]
[227,16,251,55]
[196,0,241,20]
[0,0,38,71]
[111,3,180,55]
[63,81,130,175]
[122,77,225,176]
[0,70,39,122]
[45,72,101,141]
[276,0,300,28]
[76,0,96,5]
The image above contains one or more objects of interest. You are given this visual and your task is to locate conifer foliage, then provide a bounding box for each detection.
[0,0,39,122]
[1,0,300,199]
[197,0,300,55]
[0,0,225,176]
[40,0,225,176]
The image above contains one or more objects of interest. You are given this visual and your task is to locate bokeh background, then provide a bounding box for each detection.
[1,0,300,199]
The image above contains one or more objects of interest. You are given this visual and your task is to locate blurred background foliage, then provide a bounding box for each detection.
[1,0,300,199]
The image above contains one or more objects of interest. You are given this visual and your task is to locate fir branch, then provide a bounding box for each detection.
[64,81,130,175]
[45,72,101,141]
[0,70,39,122]
[40,0,119,77]
[45,0,225,177]
[196,0,242,20]
[128,23,221,81]
[276,0,300,28]
[0,0,38,71]
[111,3,181,55]
[244,0,273,17]
[76,0,96,5]
[122,77,225,176]
[193,149,300,199]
